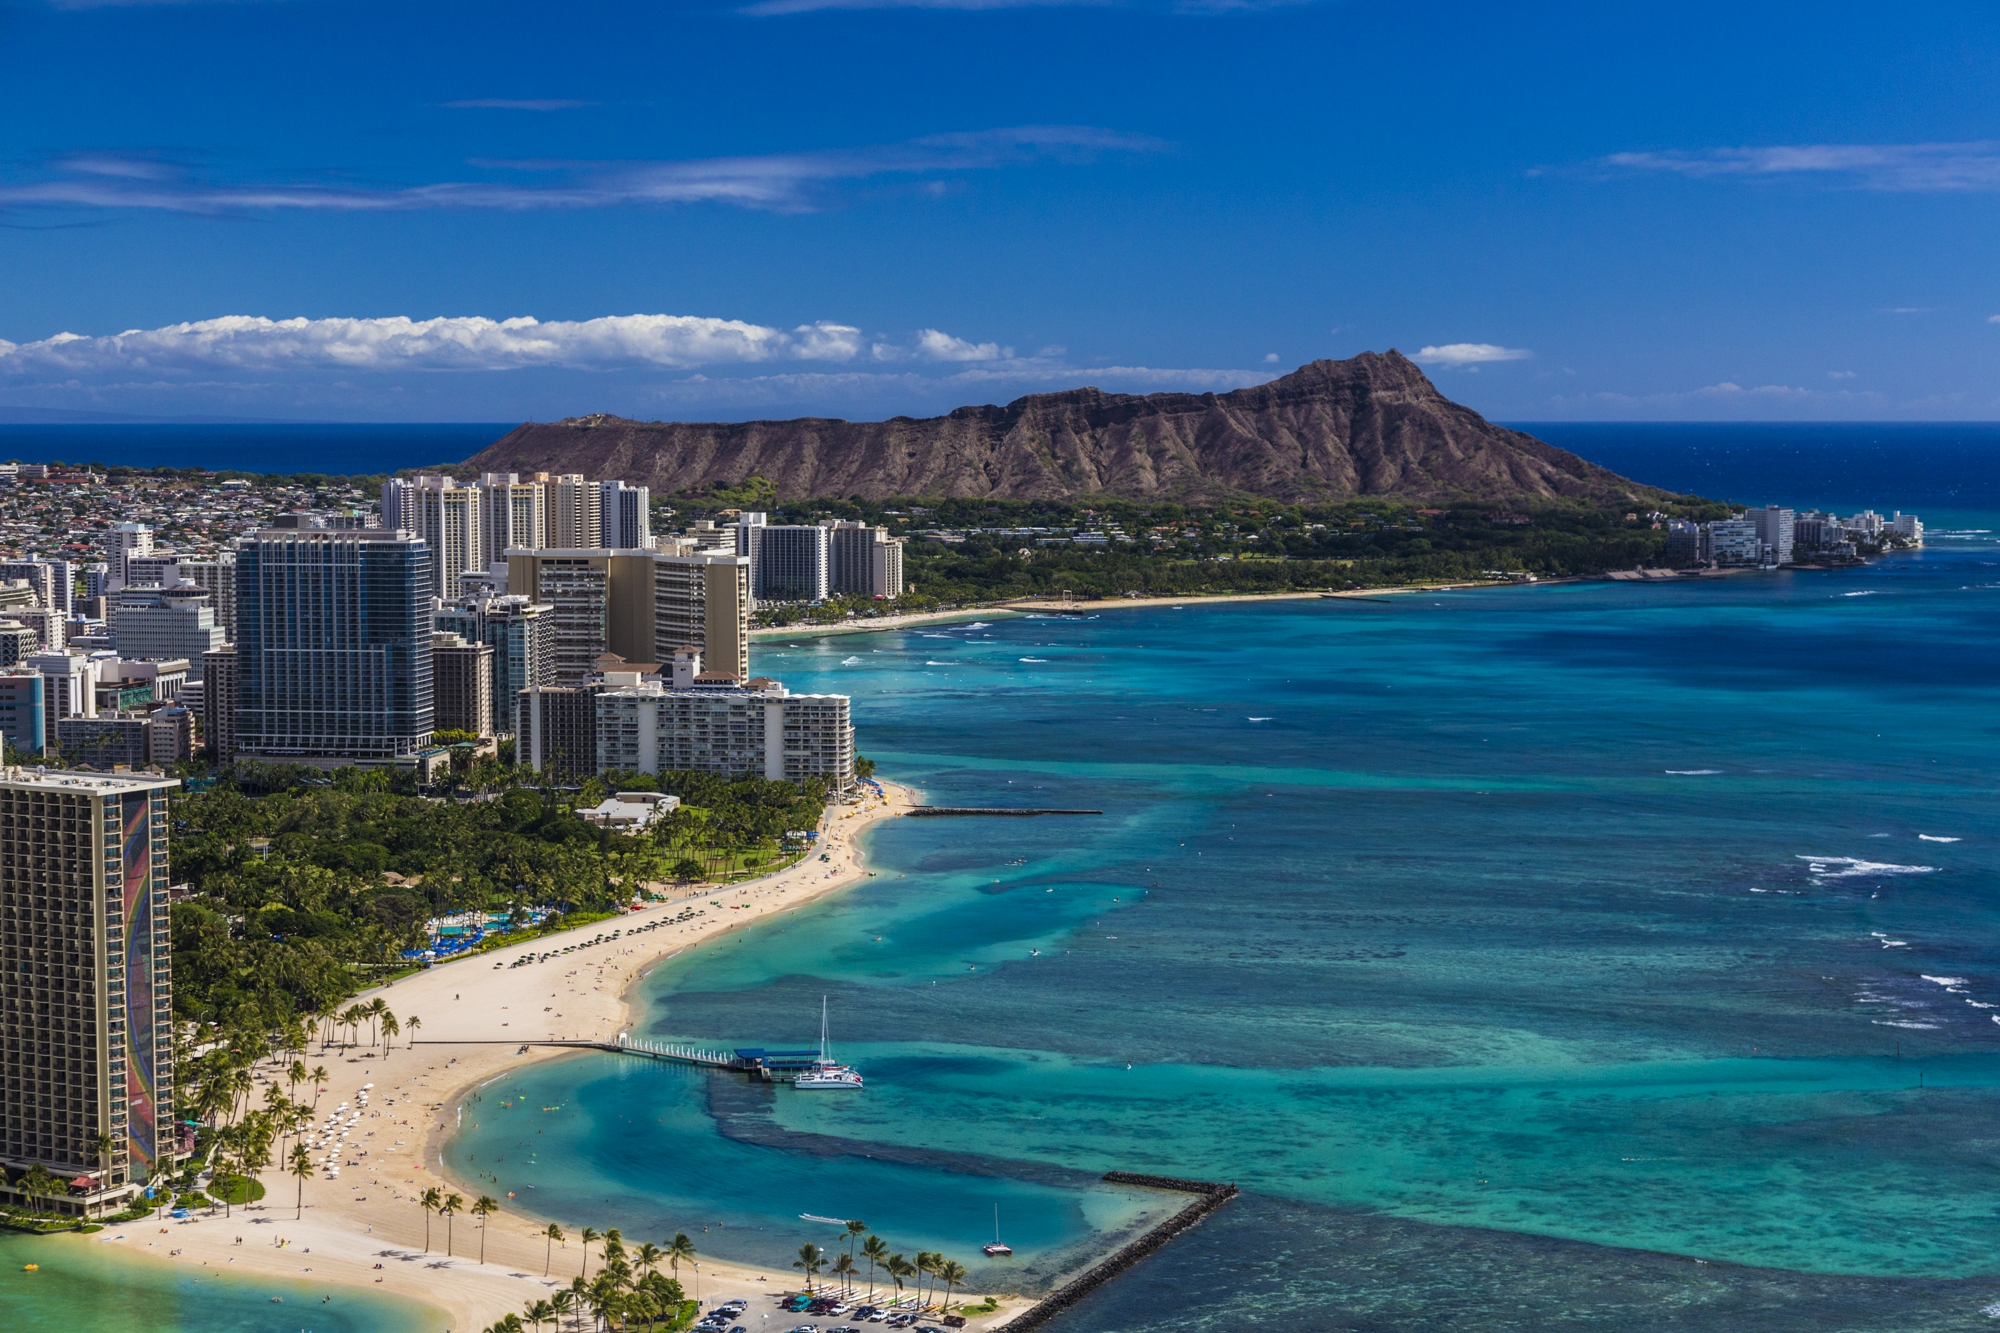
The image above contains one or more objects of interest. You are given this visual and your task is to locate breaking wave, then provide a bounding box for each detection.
[1798,856,1937,878]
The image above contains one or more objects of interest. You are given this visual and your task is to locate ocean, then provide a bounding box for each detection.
[449,492,2000,1328]
[11,422,2000,1330]
[0,422,512,476]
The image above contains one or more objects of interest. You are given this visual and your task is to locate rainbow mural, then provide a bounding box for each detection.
[122,791,156,1181]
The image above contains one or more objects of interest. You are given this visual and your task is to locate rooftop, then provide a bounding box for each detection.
[0,766,179,793]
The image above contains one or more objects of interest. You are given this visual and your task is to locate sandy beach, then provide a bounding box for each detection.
[750,581,1521,642]
[78,778,1045,1332]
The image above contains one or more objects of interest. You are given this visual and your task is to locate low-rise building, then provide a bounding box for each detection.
[578,790,681,833]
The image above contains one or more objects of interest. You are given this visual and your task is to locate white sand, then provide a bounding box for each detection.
[109,780,1035,1330]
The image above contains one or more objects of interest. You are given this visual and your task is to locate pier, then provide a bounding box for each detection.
[428,1034,842,1082]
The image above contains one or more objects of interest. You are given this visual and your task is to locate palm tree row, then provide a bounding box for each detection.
[478,1227,693,1333]
[793,1221,972,1314]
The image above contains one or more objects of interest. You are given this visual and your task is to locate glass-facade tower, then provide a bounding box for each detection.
[235,529,434,759]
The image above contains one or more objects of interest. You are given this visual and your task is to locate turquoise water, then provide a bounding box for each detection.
[447,514,2000,1328]
[0,1231,435,1332]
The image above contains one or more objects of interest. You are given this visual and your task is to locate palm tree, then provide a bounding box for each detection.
[89,1132,116,1211]
[635,1242,664,1280]
[602,1227,626,1270]
[407,1015,422,1048]
[524,1298,557,1333]
[579,1226,600,1280]
[794,1241,824,1293]
[843,1218,869,1268]
[550,1290,577,1333]
[915,1252,936,1308]
[830,1253,856,1296]
[367,997,391,1048]
[21,1162,58,1214]
[381,1013,401,1055]
[309,1066,327,1112]
[861,1235,889,1299]
[473,1194,500,1263]
[886,1254,913,1307]
[442,1191,465,1256]
[666,1232,694,1293]
[544,1222,566,1276]
[420,1186,443,1251]
[937,1260,967,1312]
[588,1272,623,1331]
[289,1143,313,1218]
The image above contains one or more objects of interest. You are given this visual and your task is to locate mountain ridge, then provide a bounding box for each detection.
[462,350,1668,506]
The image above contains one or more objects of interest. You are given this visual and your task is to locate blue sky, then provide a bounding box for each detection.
[2,0,1998,423]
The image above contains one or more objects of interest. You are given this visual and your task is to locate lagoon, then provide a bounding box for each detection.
[447,516,2000,1329]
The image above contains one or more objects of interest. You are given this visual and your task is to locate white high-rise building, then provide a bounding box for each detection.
[479,473,546,567]
[1705,517,1764,566]
[737,514,830,601]
[384,475,483,601]
[106,523,151,586]
[823,520,905,598]
[1751,506,1795,566]
[546,475,602,550]
[29,649,101,719]
[594,673,852,787]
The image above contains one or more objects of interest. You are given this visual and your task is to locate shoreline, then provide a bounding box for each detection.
[117,780,960,1332]
[751,581,1513,640]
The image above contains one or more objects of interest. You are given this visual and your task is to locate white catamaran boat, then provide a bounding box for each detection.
[983,1204,1012,1257]
[794,997,864,1090]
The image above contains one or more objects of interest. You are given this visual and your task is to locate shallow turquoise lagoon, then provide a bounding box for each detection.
[0,1231,436,1332]
[446,530,2000,1328]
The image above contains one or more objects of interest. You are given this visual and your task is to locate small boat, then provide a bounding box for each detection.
[794,997,864,1091]
[982,1204,1012,1257]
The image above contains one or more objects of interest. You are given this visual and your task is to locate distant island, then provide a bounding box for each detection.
[462,351,1676,508]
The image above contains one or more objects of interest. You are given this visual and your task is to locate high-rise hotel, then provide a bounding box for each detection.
[0,768,177,1215]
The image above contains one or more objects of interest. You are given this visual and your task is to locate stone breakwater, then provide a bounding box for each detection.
[1001,1174,1240,1331]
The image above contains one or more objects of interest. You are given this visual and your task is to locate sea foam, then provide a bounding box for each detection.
[1666,769,1722,775]
[1918,834,1961,842]
[1798,855,1937,878]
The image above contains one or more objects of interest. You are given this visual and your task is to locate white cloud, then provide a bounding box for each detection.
[1828,370,1857,379]
[1543,380,1908,422]
[915,329,1009,361]
[0,126,1164,216]
[1412,343,1531,367]
[1603,142,2000,192]
[1262,352,1280,363]
[1989,314,2000,324]
[0,314,866,375]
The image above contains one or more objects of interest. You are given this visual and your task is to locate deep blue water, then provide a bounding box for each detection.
[449,519,2000,1330]
[0,423,512,476]
[1519,420,2000,513]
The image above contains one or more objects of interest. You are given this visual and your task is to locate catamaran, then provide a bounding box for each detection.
[794,996,864,1090]
[983,1204,1012,1257]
